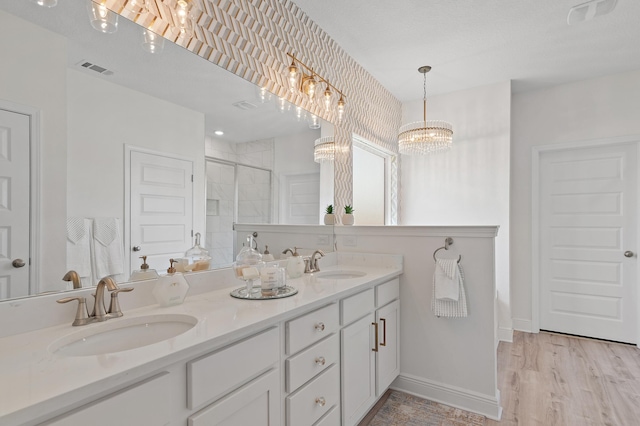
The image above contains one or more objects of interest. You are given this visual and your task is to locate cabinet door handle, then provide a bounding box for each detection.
[315,356,326,366]
[315,397,326,407]
[372,322,379,352]
[315,322,325,332]
[380,317,387,347]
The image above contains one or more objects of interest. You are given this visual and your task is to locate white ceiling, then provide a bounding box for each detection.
[291,0,640,101]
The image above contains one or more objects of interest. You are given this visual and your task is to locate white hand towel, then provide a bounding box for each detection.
[66,218,92,279]
[92,218,124,278]
[434,258,460,301]
[432,263,468,318]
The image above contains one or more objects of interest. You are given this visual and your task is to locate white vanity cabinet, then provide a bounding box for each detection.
[341,278,400,426]
[284,303,341,426]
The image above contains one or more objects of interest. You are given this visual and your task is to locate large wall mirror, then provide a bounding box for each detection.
[0,1,335,301]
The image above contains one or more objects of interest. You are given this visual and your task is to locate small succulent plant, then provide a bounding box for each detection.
[325,204,334,214]
[344,205,354,214]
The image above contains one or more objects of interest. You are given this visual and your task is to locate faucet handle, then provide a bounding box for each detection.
[57,297,93,326]
[108,288,133,318]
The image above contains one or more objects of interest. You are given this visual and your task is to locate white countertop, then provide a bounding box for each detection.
[0,263,401,424]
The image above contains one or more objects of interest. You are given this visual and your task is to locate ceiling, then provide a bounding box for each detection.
[291,0,640,101]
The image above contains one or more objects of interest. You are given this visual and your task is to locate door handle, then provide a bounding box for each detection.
[12,259,26,268]
[624,251,634,258]
[132,246,142,252]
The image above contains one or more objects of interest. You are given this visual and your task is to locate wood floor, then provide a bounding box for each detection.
[487,331,640,426]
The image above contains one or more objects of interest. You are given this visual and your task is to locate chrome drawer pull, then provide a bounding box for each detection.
[315,397,326,407]
[315,356,326,366]
[315,322,325,332]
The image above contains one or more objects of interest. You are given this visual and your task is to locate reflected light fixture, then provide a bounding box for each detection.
[314,137,335,163]
[286,53,346,123]
[87,0,118,34]
[308,114,321,130]
[31,0,57,7]
[214,130,224,136]
[398,66,453,155]
[172,0,195,37]
[125,0,148,15]
[142,29,164,54]
[256,86,272,103]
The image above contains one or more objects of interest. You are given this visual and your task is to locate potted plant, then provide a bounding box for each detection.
[342,205,355,225]
[324,204,335,225]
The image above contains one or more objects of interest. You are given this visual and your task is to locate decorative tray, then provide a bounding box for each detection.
[230,285,298,300]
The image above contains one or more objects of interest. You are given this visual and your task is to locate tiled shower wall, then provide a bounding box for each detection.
[205,136,274,267]
[110,0,403,220]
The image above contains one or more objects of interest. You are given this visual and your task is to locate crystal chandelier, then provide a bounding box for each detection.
[287,53,346,123]
[398,66,453,155]
[314,137,335,163]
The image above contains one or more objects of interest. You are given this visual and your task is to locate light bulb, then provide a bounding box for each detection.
[288,60,300,92]
[323,86,333,112]
[307,76,316,99]
[31,0,57,7]
[87,1,118,34]
[173,0,194,37]
[337,95,345,123]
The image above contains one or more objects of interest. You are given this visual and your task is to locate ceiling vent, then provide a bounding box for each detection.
[76,60,114,76]
[568,0,617,25]
[232,100,258,111]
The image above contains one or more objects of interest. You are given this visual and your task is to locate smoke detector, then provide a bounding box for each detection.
[568,0,617,25]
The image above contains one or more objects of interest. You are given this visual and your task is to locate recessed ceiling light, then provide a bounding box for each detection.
[214,130,224,136]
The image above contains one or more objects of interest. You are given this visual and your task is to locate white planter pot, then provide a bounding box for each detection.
[324,213,335,225]
[342,213,354,225]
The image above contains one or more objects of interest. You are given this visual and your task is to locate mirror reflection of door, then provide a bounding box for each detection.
[0,108,31,298]
[279,173,320,224]
[353,136,395,225]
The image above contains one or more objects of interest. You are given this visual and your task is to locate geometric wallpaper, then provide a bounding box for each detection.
[108,0,403,220]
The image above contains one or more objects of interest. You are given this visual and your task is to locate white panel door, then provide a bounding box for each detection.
[280,173,320,224]
[540,143,638,343]
[130,150,193,273]
[0,109,30,299]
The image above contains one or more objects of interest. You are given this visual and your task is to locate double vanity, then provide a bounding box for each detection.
[0,253,402,426]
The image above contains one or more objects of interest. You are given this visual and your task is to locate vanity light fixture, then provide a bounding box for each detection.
[31,0,57,7]
[142,29,164,54]
[286,53,346,123]
[171,0,196,37]
[313,137,335,163]
[87,0,118,34]
[398,66,453,155]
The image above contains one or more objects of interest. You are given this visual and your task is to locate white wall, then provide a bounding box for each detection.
[0,11,68,293]
[400,81,512,339]
[511,69,640,331]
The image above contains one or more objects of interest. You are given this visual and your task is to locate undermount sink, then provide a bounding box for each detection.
[49,314,198,357]
[315,270,367,280]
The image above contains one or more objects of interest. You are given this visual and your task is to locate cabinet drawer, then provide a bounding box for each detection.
[287,364,340,426]
[341,288,374,325]
[314,404,340,426]
[188,327,279,409]
[376,278,399,307]
[286,333,339,392]
[286,304,339,355]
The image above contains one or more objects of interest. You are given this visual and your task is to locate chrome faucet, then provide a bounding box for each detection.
[62,270,82,289]
[305,250,325,273]
[57,276,133,326]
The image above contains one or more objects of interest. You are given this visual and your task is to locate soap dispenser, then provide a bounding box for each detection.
[262,245,275,262]
[153,259,190,307]
[286,247,305,279]
[130,255,160,281]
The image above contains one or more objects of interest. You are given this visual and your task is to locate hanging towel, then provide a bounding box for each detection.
[432,262,468,318]
[66,218,93,280]
[434,258,460,301]
[92,217,124,279]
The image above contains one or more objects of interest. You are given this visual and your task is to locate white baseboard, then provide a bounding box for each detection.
[392,374,502,420]
[512,318,533,332]
[498,326,513,343]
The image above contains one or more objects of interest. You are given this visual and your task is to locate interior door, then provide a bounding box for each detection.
[539,143,638,343]
[129,150,193,273]
[279,172,320,224]
[0,109,30,298]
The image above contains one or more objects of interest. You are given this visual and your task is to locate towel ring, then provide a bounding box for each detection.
[433,246,462,264]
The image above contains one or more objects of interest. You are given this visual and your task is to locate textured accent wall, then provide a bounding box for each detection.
[108,0,402,216]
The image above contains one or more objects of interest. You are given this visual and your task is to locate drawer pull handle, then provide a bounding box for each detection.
[315,356,326,366]
[372,322,379,352]
[315,397,326,407]
[315,322,325,332]
[380,318,387,347]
